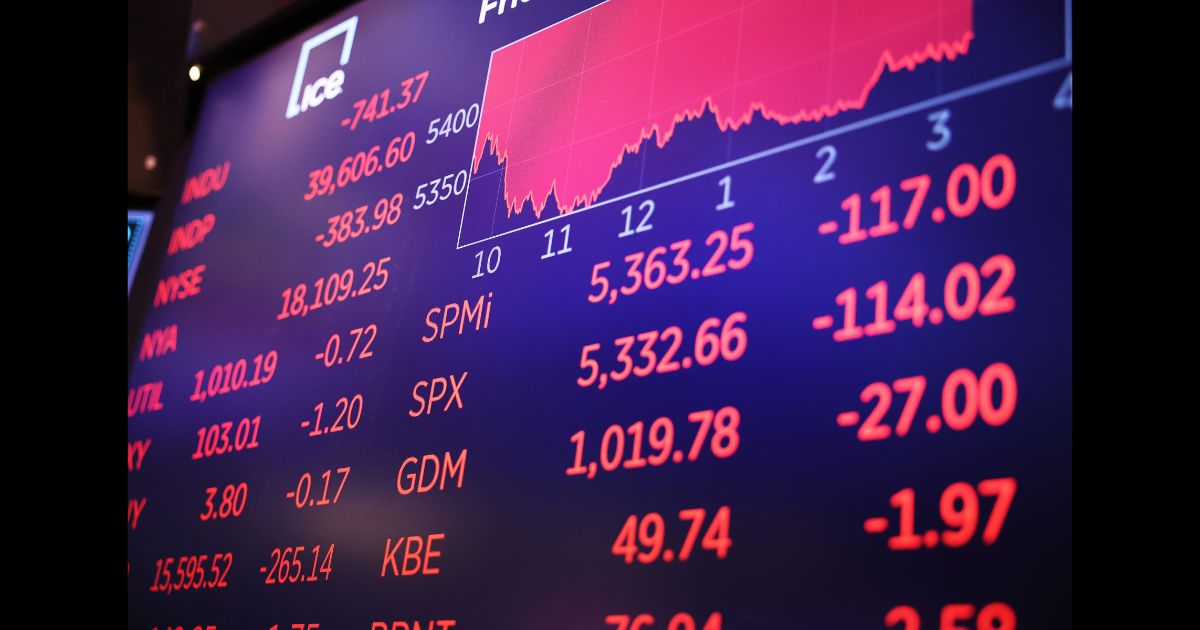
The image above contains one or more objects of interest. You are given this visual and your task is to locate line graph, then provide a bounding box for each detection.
[457,0,1069,249]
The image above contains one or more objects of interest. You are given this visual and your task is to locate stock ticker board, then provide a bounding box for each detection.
[128,0,1073,628]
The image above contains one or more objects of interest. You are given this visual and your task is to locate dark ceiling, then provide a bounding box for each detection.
[128,0,299,199]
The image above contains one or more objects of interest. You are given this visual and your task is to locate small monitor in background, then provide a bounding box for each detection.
[127,210,153,295]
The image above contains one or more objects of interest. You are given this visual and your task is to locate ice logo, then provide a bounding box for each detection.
[285,16,358,120]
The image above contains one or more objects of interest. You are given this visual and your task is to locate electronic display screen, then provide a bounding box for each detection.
[128,1,1072,627]
[129,210,156,295]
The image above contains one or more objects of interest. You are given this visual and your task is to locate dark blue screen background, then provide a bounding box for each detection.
[128,1,1072,627]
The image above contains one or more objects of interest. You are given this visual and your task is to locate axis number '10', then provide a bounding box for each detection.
[472,246,501,279]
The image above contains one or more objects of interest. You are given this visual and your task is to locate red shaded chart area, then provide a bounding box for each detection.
[471,0,973,219]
